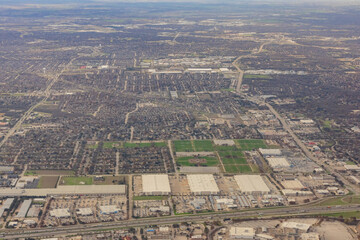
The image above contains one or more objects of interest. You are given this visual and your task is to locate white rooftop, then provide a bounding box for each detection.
[142,174,171,194]
[234,175,270,194]
[281,222,311,231]
[50,208,70,218]
[267,157,290,168]
[229,227,255,238]
[259,148,282,156]
[187,174,219,194]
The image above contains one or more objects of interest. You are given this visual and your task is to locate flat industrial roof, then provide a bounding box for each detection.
[234,175,270,193]
[0,185,126,197]
[267,157,290,168]
[187,174,219,194]
[259,148,282,156]
[142,174,171,194]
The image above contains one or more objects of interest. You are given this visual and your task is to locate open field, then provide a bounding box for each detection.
[93,176,126,185]
[173,140,194,152]
[193,140,214,151]
[235,139,268,150]
[176,156,219,167]
[37,176,59,188]
[244,74,272,79]
[25,170,75,176]
[59,176,93,185]
[124,142,167,148]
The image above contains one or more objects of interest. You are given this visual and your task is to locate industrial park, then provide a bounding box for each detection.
[0,0,360,239]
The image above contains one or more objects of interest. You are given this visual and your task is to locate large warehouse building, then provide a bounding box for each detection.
[187,174,219,195]
[142,174,171,195]
[234,175,271,195]
[266,157,290,170]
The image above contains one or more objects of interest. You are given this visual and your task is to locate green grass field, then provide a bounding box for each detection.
[173,140,194,152]
[123,142,166,148]
[319,211,360,219]
[60,176,93,185]
[193,140,214,151]
[236,139,268,151]
[244,74,272,79]
[176,156,219,167]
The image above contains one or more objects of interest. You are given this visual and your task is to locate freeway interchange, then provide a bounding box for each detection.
[2,204,359,239]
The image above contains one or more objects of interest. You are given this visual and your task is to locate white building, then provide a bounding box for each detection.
[76,208,93,216]
[234,175,271,194]
[187,174,219,195]
[229,227,255,239]
[266,157,290,169]
[99,205,120,215]
[259,148,282,156]
[50,208,71,218]
[281,222,311,232]
[142,174,171,195]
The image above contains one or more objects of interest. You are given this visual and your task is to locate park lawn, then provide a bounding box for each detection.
[244,74,272,79]
[221,158,235,164]
[237,165,253,173]
[236,139,267,150]
[86,143,98,149]
[224,165,239,173]
[133,196,167,201]
[123,142,164,148]
[103,141,118,149]
[176,156,219,166]
[215,145,238,151]
[153,141,167,147]
[60,176,93,185]
[193,140,214,151]
[173,140,194,152]
[234,157,248,164]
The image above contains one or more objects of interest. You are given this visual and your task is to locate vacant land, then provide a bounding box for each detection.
[60,176,93,185]
[37,176,59,188]
[93,176,126,185]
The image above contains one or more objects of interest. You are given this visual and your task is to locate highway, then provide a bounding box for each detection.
[232,41,271,92]
[266,102,360,194]
[2,204,359,239]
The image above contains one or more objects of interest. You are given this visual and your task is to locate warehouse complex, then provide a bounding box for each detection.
[266,157,290,169]
[142,174,171,195]
[234,175,271,195]
[187,174,219,195]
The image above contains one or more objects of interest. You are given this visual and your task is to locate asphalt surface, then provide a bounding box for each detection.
[2,204,359,239]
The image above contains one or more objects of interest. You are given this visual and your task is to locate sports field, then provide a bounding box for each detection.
[60,176,93,185]
[176,156,219,167]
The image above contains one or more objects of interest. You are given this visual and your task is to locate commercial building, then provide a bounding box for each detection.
[50,208,71,218]
[76,208,93,216]
[0,185,126,197]
[281,179,305,190]
[229,227,255,239]
[281,222,311,232]
[234,175,271,195]
[142,174,171,195]
[187,174,219,195]
[266,157,290,169]
[259,148,282,156]
[99,205,120,214]
[16,199,32,218]
[282,189,313,196]
[0,198,14,217]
